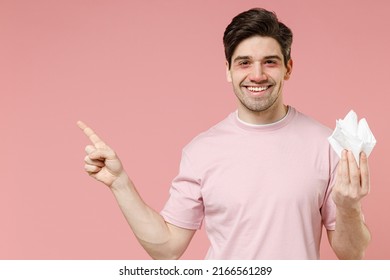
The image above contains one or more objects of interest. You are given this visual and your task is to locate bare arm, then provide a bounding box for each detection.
[77,121,195,259]
[328,150,371,259]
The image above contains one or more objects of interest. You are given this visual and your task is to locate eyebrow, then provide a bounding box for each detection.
[233,55,282,63]
[233,56,251,63]
[263,55,282,61]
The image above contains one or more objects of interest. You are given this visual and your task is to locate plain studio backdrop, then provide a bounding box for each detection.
[1,0,389,259]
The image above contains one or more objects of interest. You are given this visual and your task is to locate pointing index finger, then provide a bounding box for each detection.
[77,121,106,147]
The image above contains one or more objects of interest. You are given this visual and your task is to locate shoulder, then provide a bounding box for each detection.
[291,108,333,138]
[289,108,339,175]
[182,112,236,155]
[287,108,336,162]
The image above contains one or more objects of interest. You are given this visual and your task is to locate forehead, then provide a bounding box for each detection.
[232,36,283,60]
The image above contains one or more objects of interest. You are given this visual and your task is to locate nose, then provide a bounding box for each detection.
[249,62,267,82]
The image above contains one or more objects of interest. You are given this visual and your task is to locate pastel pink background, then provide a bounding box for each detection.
[1,0,389,259]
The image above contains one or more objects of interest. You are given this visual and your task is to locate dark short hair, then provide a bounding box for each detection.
[223,8,293,68]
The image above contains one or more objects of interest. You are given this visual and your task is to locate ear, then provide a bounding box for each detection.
[225,61,232,82]
[284,59,293,80]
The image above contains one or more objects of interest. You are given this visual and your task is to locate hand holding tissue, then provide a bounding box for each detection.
[328,110,376,166]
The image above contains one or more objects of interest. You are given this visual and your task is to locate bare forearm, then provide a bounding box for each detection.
[331,206,371,259]
[109,174,195,259]
[110,174,184,259]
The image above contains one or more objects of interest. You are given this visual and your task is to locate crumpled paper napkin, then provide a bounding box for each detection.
[328,110,376,166]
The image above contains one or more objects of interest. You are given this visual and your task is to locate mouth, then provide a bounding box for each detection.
[243,85,273,96]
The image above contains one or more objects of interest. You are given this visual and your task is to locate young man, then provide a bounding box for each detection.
[78,8,370,259]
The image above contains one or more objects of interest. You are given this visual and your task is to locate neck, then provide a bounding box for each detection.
[237,104,288,125]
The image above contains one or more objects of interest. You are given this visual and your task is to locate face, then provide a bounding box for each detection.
[226,36,292,123]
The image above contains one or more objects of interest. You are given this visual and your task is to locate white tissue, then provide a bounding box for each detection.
[328,110,376,166]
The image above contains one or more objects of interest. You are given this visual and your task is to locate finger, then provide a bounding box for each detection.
[85,145,96,155]
[84,155,105,167]
[360,152,370,195]
[84,164,102,173]
[338,150,350,185]
[347,150,360,187]
[89,148,116,160]
[77,121,106,147]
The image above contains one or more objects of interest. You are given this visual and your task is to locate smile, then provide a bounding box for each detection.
[246,86,270,92]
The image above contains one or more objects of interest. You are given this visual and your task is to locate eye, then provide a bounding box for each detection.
[264,60,277,65]
[238,60,251,67]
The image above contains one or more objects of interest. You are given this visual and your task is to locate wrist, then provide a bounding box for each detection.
[110,172,132,191]
[336,203,364,219]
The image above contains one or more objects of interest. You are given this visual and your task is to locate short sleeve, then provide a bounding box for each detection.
[321,148,339,230]
[160,151,204,230]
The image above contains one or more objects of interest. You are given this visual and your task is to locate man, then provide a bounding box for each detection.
[78,8,370,259]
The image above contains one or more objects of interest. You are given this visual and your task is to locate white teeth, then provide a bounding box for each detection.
[247,86,269,92]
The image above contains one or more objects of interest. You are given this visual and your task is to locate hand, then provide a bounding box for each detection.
[332,150,370,211]
[77,121,126,188]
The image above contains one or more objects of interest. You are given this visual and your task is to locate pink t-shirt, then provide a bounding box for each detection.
[161,107,339,259]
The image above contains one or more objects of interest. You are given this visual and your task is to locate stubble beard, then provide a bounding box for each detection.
[235,85,281,113]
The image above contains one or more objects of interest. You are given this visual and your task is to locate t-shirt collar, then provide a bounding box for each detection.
[233,106,295,132]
